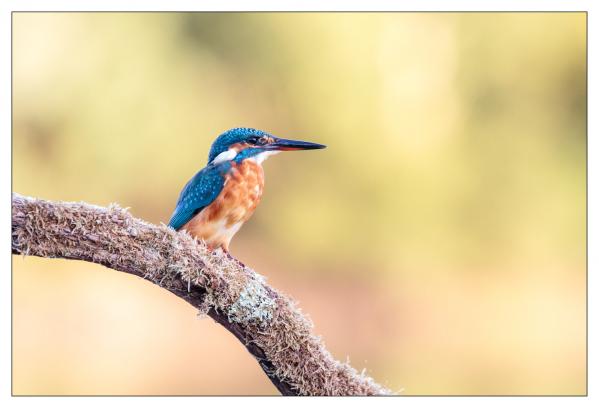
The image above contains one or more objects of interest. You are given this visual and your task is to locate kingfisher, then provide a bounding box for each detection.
[168,127,326,252]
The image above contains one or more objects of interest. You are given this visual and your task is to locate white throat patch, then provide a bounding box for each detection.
[252,150,280,165]
[211,149,238,165]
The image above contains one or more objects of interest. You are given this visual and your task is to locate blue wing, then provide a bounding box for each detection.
[168,163,229,230]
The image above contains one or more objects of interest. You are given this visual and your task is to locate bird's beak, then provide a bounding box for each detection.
[268,137,327,151]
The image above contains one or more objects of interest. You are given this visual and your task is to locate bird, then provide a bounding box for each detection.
[168,127,326,252]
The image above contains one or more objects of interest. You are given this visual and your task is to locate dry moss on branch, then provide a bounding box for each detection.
[11,193,391,396]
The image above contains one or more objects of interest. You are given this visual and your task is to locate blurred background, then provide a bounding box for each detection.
[12,12,586,395]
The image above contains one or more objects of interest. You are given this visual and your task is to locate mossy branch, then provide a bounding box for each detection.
[11,193,390,396]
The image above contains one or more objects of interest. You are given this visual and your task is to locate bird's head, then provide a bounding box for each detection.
[208,127,326,165]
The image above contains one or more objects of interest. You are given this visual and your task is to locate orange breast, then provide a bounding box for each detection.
[182,160,265,250]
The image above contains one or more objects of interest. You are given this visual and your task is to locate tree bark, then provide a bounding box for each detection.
[11,193,391,396]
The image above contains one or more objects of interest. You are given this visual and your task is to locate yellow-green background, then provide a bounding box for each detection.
[12,12,586,395]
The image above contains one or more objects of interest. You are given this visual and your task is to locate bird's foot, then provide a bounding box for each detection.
[209,245,247,269]
[222,248,247,269]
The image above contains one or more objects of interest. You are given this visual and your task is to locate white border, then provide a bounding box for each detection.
[0,0,593,12]
[1,1,594,407]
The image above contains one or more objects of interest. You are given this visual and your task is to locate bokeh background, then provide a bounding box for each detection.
[12,12,586,395]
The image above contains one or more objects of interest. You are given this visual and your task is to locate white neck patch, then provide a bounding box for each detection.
[211,148,238,165]
[251,150,280,165]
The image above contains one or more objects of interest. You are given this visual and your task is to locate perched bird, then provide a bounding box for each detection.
[168,128,326,251]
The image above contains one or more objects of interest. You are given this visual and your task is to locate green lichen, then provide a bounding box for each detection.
[227,273,277,325]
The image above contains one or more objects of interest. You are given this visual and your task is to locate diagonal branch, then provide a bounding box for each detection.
[11,193,391,396]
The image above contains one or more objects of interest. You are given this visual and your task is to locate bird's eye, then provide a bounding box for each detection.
[248,136,269,145]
